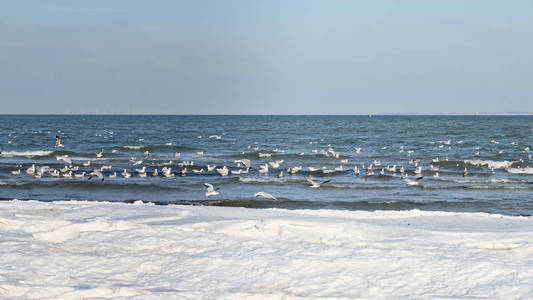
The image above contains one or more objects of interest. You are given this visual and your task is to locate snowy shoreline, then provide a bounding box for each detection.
[1,200,532,299]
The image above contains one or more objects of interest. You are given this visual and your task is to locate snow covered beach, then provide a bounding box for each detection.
[1,200,532,299]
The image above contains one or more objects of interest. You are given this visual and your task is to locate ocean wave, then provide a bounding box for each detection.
[464,160,515,169]
[446,178,517,184]
[238,177,286,184]
[123,145,144,150]
[0,150,54,158]
[505,167,533,175]
[2,180,182,191]
[122,144,197,152]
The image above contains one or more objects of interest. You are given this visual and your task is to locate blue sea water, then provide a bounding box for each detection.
[1,115,532,216]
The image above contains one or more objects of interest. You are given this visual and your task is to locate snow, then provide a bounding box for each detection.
[1,200,532,299]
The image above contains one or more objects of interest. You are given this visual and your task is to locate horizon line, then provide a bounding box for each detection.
[1,113,533,116]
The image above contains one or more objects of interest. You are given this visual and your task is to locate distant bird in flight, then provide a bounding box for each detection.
[254,191,277,200]
[306,177,331,188]
[204,183,220,197]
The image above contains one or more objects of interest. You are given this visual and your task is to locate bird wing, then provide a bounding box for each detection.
[235,159,251,168]
[254,192,276,200]
[321,179,332,185]
[56,155,72,164]
[306,177,317,185]
[204,183,215,192]
[264,193,276,200]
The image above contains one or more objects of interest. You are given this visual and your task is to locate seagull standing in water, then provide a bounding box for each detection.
[204,183,220,197]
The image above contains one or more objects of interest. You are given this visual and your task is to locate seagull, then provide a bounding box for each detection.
[254,192,277,200]
[74,172,86,178]
[269,160,284,169]
[26,164,36,174]
[404,176,423,187]
[88,170,104,181]
[208,135,222,140]
[11,169,21,175]
[216,166,228,176]
[153,169,158,176]
[414,166,422,175]
[82,161,91,167]
[55,135,64,148]
[207,165,216,171]
[109,172,117,178]
[306,177,331,188]
[204,183,220,197]
[235,159,251,169]
[96,149,104,158]
[121,169,131,178]
[259,163,269,174]
[56,155,72,164]
[290,166,302,175]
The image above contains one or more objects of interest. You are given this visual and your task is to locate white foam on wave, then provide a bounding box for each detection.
[123,145,144,150]
[0,150,54,157]
[238,177,281,183]
[464,159,515,169]
[450,178,516,184]
[506,167,533,175]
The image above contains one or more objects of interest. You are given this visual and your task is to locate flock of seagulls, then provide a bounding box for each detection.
[3,134,533,200]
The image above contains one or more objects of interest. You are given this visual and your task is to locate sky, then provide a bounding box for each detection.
[1,0,532,114]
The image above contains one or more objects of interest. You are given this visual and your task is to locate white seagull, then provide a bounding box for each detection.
[306,176,331,188]
[204,183,220,197]
[404,176,423,187]
[88,170,104,181]
[56,155,72,164]
[254,192,277,200]
[235,159,251,169]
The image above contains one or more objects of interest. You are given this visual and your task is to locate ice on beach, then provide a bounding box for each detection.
[1,200,532,299]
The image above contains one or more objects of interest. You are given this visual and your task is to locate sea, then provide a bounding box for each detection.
[1,115,532,216]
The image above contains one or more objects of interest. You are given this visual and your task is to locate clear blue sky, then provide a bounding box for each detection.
[1,0,532,114]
